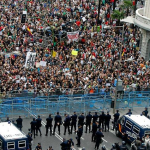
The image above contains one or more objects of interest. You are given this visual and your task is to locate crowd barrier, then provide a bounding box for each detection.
[0,91,150,119]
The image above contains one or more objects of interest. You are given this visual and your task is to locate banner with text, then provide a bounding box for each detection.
[67,31,79,42]
[25,52,36,68]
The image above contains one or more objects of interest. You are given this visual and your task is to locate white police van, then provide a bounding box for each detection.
[0,122,29,150]
[115,115,150,142]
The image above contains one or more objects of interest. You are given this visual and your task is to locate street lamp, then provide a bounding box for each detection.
[113,25,125,114]
[97,0,101,25]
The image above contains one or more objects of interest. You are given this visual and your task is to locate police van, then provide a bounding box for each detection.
[115,114,150,142]
[0,122,29,150]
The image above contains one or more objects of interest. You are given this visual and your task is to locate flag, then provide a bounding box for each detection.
[97,26,100,32]
[67,31,79,42]
[52,50,57,58]
[71,50,78,56]
[108,43,111,48]
[27,27,33,36]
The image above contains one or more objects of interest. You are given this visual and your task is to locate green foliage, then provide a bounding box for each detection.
[111,10,125,20]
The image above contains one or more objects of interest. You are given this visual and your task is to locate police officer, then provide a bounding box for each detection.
[76,125,83,147]
[99,111,105,130]
[142,107,148,117]
[120,141,129,150]
[95,128,104,150]
[126,109,132,115]
[30,118,37,138]
[53,112,62,135]
[16,116,23,131]
[5,117,10,122]
[93,112,98,124]
[91,121,98,142]
[45,114,53,136]
[63,114,71,135]
[60,138,68,150]
[27,132,33,150]
[113,110,120,130]
[85,112,92,133]
[71,112,77,134]
[78,113,85,127]
[35,143,42,150]
[67,138,74,150]
[36,115,42,136]
[105,111,111,132]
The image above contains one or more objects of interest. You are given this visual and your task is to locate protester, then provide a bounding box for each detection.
[0,0,148,98]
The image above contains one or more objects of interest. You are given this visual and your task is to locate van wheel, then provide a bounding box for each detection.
[115,129,120,137]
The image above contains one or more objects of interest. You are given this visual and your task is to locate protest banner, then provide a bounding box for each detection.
[25,52,36,68]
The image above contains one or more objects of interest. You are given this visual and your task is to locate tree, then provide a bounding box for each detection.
[121,0,133,16]
[111,10,125,26]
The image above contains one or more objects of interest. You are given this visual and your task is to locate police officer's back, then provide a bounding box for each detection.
[92,121,98,142]
[113,110,120,130]
[93,112,98,123]
[78,113,85,127]
[30,118,37,138]
[99,111,105,129]
[85,112,92,133]
[95,128,104,150]
[71,112,77,133]
[16,116,23,130]
[105,111,111,131]
[76,125,83,147]
[53,112,62,135]
[46,114,53,136]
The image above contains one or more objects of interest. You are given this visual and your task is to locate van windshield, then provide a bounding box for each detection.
[145,131,150,137]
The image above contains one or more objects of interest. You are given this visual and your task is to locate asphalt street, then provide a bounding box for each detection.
[21,115,123,150]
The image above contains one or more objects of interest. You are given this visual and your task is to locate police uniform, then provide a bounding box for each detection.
[113,110,120,130]
[95,129,104,150]
[45,114,53,136]
[16,116,23,131]
[126,109,132,115]
[78,113,85,127]
[91,122,98,142]
[143,108,148,117]
[30,118,37,138]
[53,112,62,135]
[71,112,77,134]
[99,111,105,130]
[85,112,92,133]
[93,112,98,124]
[64,114,71,135]
[76,125,83,147]
[27,132,33,150]
[105,112,111,131]
[36,116,42,136]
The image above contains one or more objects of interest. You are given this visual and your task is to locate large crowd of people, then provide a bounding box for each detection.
[0,0,149,98]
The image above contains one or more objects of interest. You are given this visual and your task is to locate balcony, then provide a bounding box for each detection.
[134,8,150,31]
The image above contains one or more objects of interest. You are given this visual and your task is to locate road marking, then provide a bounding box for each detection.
[102,138,107,143]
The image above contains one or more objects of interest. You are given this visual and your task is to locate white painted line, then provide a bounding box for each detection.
[102,138,108,143]
[81,137,84,140]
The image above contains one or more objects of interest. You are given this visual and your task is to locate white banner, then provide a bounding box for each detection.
[25,52,36,68]
[67,31,79,42]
